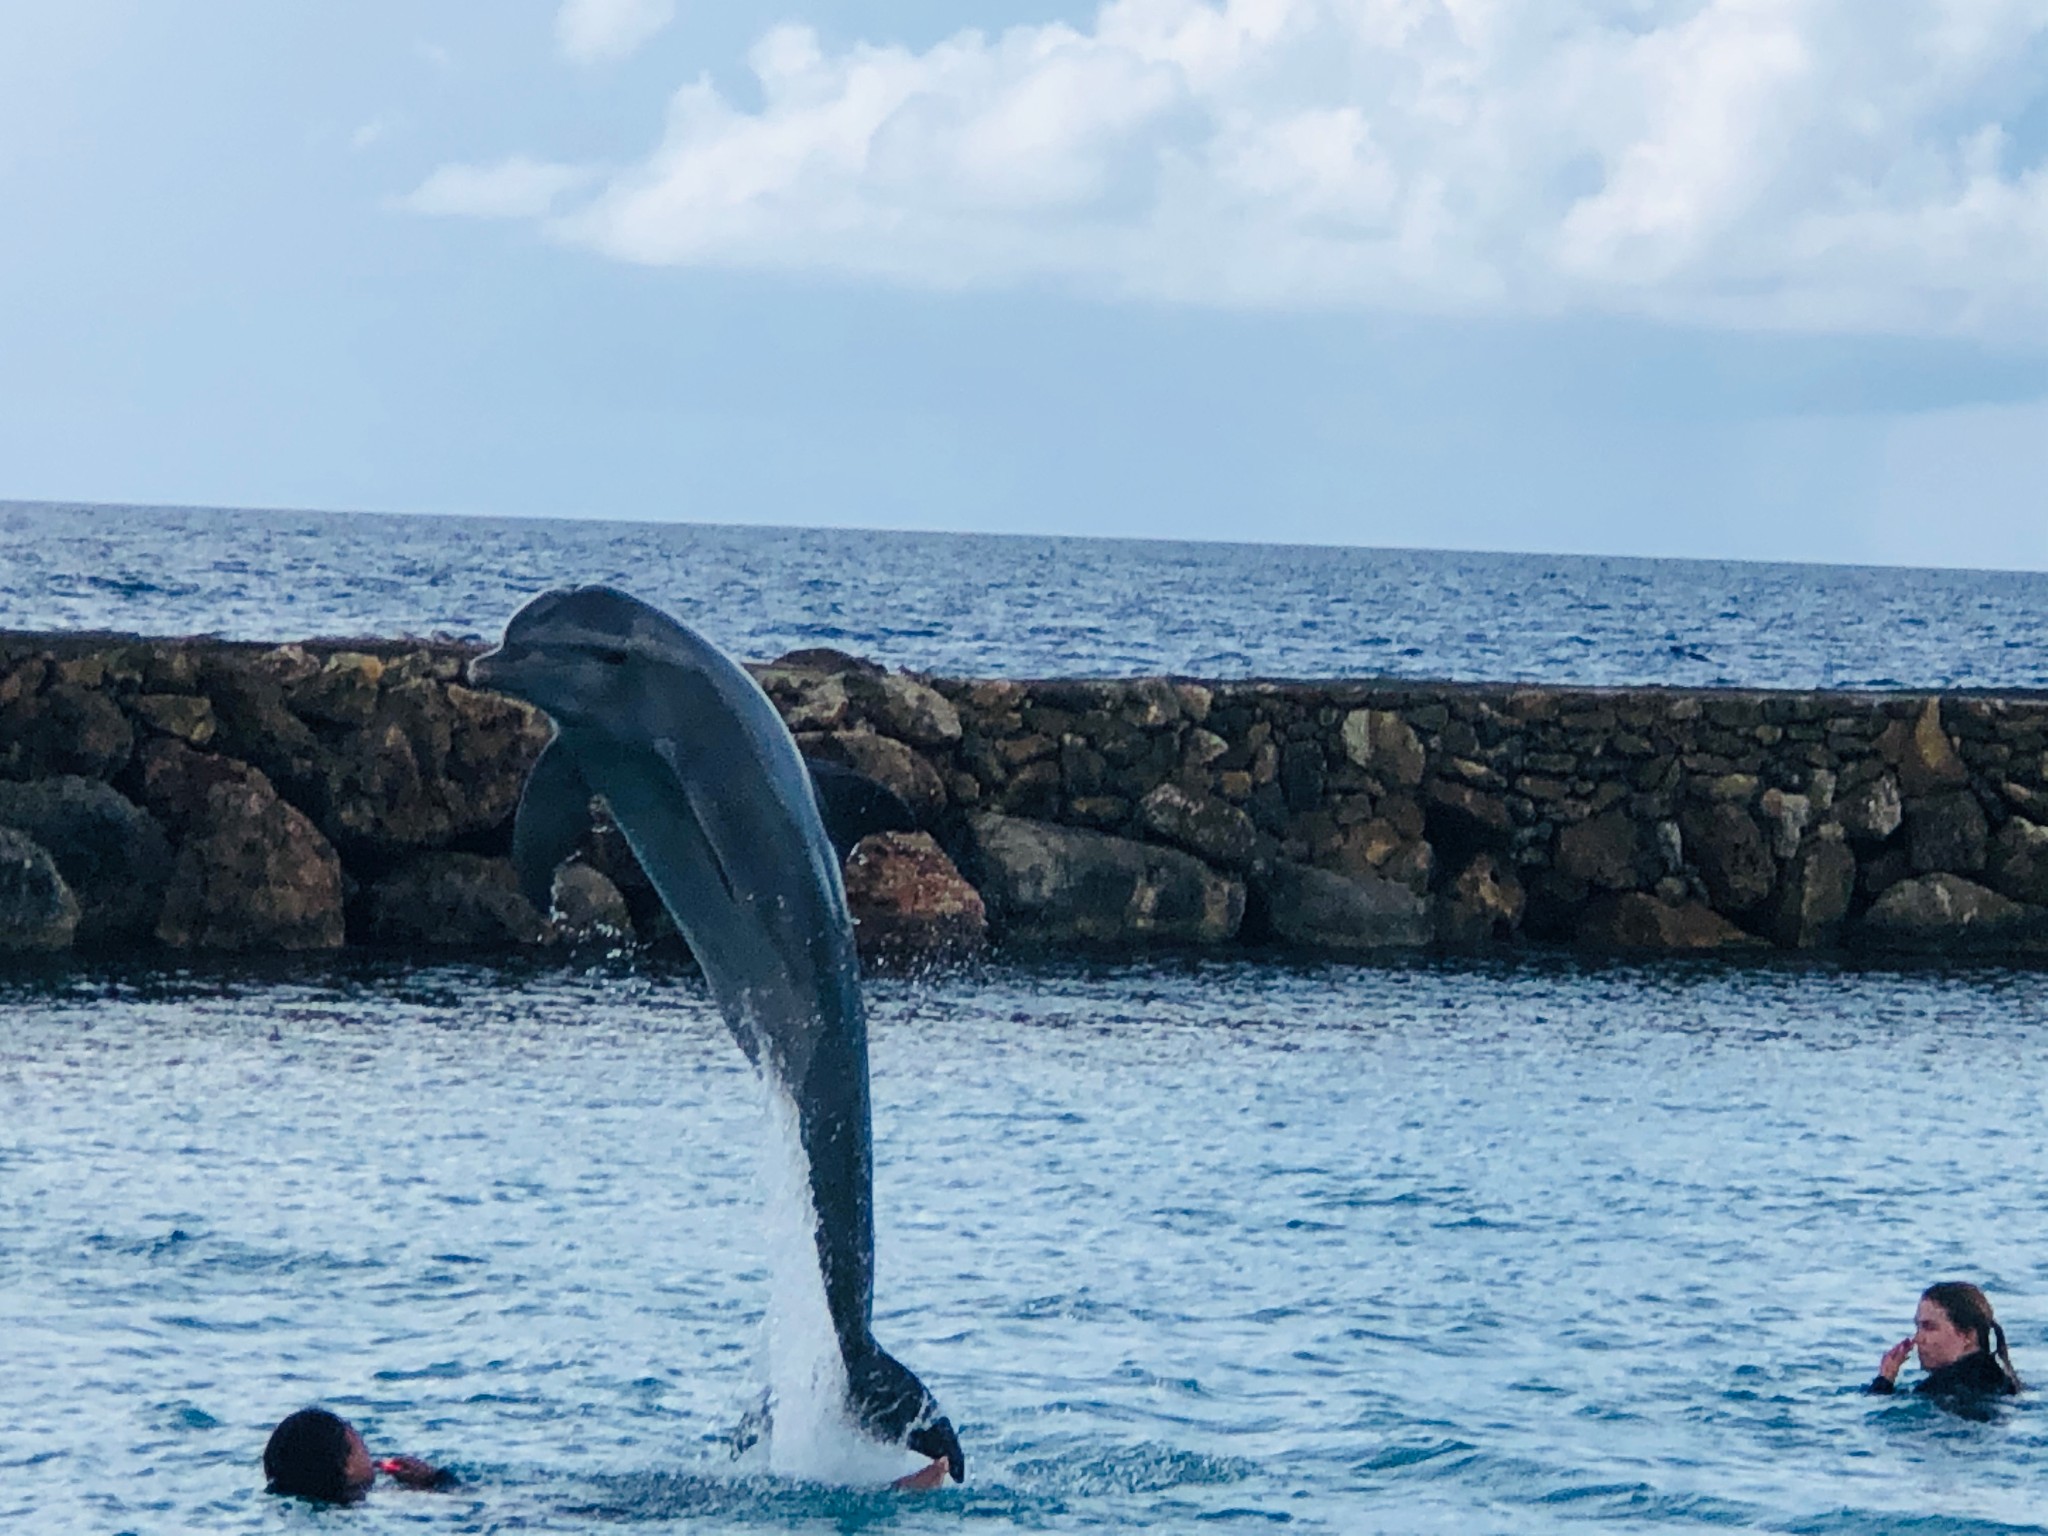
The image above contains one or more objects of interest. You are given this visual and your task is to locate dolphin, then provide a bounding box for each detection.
[468,585,963,1481]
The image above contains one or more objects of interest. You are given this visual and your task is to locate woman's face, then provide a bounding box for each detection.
[341,1425,376,1497]
[1914,1298,1981,1371]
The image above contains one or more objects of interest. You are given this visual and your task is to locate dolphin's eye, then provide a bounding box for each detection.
[596,649,629,667]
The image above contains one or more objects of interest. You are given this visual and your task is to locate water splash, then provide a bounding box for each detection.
[756,1082,916,1487]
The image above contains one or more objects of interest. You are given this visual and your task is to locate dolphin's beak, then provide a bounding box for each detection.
[908,1417,964,1482]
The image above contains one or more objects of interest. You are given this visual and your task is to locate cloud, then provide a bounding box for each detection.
[401,157,593,219]
[441,0,2048,336]
[556,0,676,66]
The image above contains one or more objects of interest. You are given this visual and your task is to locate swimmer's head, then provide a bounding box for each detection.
[1918,1282,2020,1387]
[263,1407,374,1503]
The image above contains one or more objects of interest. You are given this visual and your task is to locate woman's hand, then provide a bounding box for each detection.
[375,1455,444,1489]
[891,1457,951,1493]
[1878,1337,1914,1383]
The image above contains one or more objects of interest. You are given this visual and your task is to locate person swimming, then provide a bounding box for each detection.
[1869,1281,2021,1400]
[262,1408,447,1503]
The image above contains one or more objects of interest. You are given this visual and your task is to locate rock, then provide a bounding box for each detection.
[1438,853,1526,944]
[1905,790,1988,874]
[1680,802,1775,912]
[1134,782,1258,870]
[156,764,345,950]
[286,652,385,728]
[1554,811,1646,890]
[773,674,852,732]
[0,776,171,944]
[2003,781,2048,824]
[846,673,963,748]
[1702,774,1760,804]
[301,680,551,857]
[1255,860,1431,952]
[361,854,551,947]
[1426,779,1513,835]
[1757,789,1811,860]
[1985,817,2048,906]
[1339,709,1425,788]
[126,692,217,745]
[843,831,987,957]
[0,684,135,780]
[0,827,79,950]
[1769,831,1856,948]
[550,862,635,943]
[130,738,265,834]
[769,647,883,675]
[1578,893,1764,952]
[1857,873,2045,953]
[801,731,947,822]
[960,813,1243,946]
[1889,698,1969,796]
[1837,772,1904,842]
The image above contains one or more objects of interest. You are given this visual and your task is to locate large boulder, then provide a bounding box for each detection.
[155,762,345,951]
[1255,861,1431,952]
[1769,832,1857,949]
[1578,893,1764,952]
[844,672,963,748]
[360,854,551,947]
[844,831,987,957]
[1888,698,1970,797]
[960,813,1243,946]
[213,656,550,858]
[1135,782,1258,870]
[0,777,171,944]
[0,827,79,951]
[0,683,135,781]
[1856,873,2047,954]
[1680,802,1775,913]
[798,730,947,823]
[1986,817,2048,906]
[1906,790,1988,874]
[1555,811,1648,891]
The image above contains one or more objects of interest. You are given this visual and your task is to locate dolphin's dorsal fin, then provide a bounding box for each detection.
[510,735,594,912]
[804,758,917,861]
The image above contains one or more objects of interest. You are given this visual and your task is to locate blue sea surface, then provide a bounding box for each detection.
[3,956,2046,1535]
[4,499,2046,687]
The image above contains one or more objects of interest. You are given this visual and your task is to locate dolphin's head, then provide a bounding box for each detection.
[847,1346,966,1483]
[469,586,696,727]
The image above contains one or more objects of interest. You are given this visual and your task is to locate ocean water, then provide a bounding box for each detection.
[6,503,2048,1534]
[3,955,2046,1535]
[4,499,2047,687]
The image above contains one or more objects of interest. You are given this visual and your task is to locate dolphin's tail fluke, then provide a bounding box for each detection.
[846,1345,965,1482]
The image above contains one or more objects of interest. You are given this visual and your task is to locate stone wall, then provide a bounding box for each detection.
[6,630,2048,962]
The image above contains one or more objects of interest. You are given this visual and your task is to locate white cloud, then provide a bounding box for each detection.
[351,117,390,151]
[432,0,2048,336]
[401,157,593,219]
[556,0,676,66]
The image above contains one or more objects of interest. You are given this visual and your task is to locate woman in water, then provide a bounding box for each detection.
[262,1407,447,1503]
[1870,1281,2021,1399]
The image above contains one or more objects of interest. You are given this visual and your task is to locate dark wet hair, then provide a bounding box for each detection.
[263,1407,358,1503]
[1923,1281,2022,1391]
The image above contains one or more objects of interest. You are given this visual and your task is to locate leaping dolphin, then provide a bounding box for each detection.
[468,585,963,1481]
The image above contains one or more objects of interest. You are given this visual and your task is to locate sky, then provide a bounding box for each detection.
[1,0,2045,569]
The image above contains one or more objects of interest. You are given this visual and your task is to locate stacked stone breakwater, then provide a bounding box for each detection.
[5,629,2048,963]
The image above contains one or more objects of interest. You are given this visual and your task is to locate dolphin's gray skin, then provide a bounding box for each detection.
[469,586,962,1480]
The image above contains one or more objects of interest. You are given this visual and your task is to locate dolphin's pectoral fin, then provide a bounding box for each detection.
[805,758,918,862]
[511,736,595,912]
[845,1346,963,1481]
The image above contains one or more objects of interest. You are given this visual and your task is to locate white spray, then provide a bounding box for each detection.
[755,1081,920,1486]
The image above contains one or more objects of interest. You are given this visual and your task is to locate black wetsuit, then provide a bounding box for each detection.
[1868,1350,2016,1399]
